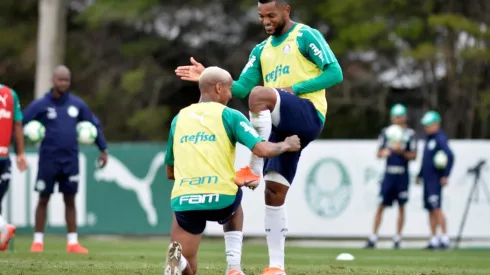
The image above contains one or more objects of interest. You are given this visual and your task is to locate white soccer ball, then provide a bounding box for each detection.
[23,120,45,143]
[77,121,98,144]
[433,150,448,169]
[385,124,404,144]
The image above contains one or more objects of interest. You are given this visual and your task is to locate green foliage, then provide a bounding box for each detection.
[127,107,171,141]
[121,69,146,94]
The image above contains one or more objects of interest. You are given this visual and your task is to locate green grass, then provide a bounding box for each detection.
[1,236,490,274]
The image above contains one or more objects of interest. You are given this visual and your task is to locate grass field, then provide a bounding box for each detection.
[1,236,490,274]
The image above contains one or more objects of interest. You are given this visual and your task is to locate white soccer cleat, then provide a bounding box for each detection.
[163,241,183,275]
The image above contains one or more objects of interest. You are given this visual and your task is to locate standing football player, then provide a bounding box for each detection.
[23,65,108,253]
[0,84,27,250]
[175,1,343,273]
[365,104,417,249]
[417,111,454,249]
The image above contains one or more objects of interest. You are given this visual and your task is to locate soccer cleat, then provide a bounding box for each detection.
[439,243,449,250]
[30,242,44,253]
[67,243,89,254]
[0,224,16,250]
[393,241,400,249]
[364,240,375,249]
[424,244,437,250]
[164,241,183,275]
[235,166,260,189]
[260,267,286,275]
[226,269,245,275]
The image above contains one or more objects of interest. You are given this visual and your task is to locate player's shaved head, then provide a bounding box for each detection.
[53,65,71,77]
[52,65,71,95]
[198,66,233,105]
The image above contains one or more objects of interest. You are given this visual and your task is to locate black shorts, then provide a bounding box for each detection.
[175,188,243,235]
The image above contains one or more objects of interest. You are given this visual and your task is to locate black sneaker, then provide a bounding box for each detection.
[439,243,450,250]
[424,244,438,250]
[364,240,376,249]
[393,240,400,249]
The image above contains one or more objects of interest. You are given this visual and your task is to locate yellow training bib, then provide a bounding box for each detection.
[171,102,237,202]
[260,23,328,117]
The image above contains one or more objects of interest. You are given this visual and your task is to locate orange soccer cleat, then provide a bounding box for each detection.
[67,243,89,254]
[226,269,245,275]
[0,224,16,251]
[235,166,260,189]
[260,267,286,275]
[30,242,44,253]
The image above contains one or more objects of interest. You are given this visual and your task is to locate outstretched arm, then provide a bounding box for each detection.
[231,45,264,99]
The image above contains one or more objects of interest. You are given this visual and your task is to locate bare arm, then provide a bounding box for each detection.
[166,165,174,180]
[251,135,301,157]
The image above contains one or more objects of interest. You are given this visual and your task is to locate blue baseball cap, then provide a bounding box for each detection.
[420,110,441,126]
[390,104,407,117]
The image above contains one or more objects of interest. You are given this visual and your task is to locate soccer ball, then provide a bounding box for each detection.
[77,121,98,144]
[433,150,448,169]
[385,124,404,146]
[23,120,45,143]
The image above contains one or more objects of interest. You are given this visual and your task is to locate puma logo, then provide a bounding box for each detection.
[0,94,7,107]
[189,112,206,124]
[94,152,165,226]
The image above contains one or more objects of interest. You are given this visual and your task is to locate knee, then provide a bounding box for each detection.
[249,86,276,112]
[38,195,50,206]
[63,195,76,208]
[264,184,287,206]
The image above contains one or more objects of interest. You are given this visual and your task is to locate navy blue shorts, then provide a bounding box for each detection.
[263,89,323,184]
[380,173,409,206]
[0,159,11,214]
[175,188,243,235]
[35,160,79,195]
[424,181,442,211]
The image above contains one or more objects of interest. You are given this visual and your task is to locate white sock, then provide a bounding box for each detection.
[369,234,377,242]
[430,236,439,246]
[34,232,44,243]
[179,255,188,272]
[249,110,272,174]
[225,231,243,270]
[0,214,5,228]
[393,235,401,242]
[67,232,78,244]
[440,234,450,245]
[265,205,287,270]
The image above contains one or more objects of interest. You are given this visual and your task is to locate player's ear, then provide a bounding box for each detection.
[284,4,291,16]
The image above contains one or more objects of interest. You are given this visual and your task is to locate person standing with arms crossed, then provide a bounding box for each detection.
[164,66,301,275]
[23,66,108,253]
[0,84,27,250]
[175,1,343,273]
[417,111,454,250]
[365,104,417,249]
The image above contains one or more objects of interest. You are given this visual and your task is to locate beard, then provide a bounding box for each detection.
[272,18,287,36]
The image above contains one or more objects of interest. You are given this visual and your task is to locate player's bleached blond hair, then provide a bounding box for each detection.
[199,66,232,91]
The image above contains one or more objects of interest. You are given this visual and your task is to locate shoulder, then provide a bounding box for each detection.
[436,132,449,142]
[298,24,325,40]
[251,40,267,55]
[69,94,85,104]
[223,107,247,121]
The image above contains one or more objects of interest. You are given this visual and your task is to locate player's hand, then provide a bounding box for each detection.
[284,135,301,151]
[380,148,391,158]
[391,142,402,153]
[280,87,294,94]
[416,177,422,185]
[175,57,205,82]
[16,153,27,172]
[98,151,108,168]
[440,177,448,186]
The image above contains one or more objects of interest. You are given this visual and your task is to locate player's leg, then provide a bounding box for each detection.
[394,174,409,249]
[59,162,87,253]
[435,187,449,249]
[365,176,393,248]
[218,188,245,275]
[168,211,207,275]
[0,159,15,250]
[423,183,440,249]
[31,162,56,252]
